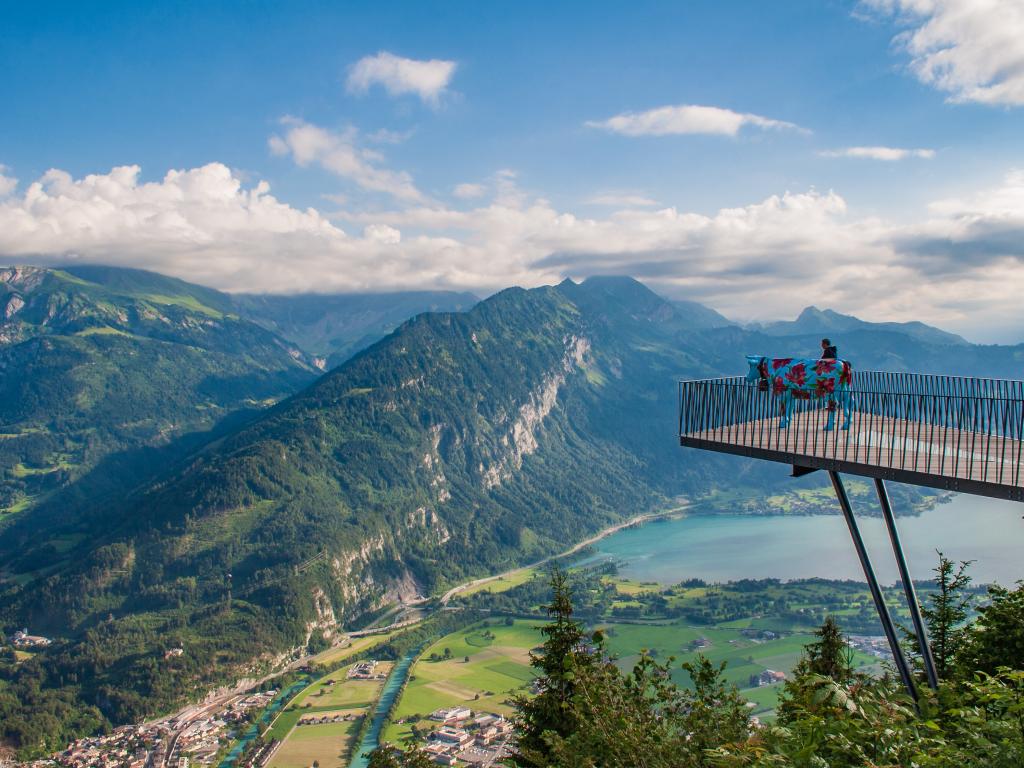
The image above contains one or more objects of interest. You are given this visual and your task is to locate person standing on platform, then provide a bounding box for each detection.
[820,338,837,359]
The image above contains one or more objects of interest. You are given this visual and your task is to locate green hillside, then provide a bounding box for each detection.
[0,265,319,516]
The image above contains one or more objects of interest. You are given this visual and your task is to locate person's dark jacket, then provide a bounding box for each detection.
[821,345,837,359]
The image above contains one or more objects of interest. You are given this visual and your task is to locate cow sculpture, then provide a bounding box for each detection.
[745,355,853,430]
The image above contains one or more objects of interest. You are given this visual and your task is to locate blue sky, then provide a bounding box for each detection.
[2,0,1024,341]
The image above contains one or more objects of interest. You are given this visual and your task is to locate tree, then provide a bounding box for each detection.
[921,552,974,680]
[512,567,592,767]
[367,745,433,768]
[958,582,1024,675]
[803,616,854,682]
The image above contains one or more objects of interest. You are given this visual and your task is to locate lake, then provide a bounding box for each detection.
[583,493,1024,586]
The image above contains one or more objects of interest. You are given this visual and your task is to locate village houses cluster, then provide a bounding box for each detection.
[12,690,279,768]
[415,707,515,766]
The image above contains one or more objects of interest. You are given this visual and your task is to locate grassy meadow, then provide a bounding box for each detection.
[382,619,542,744]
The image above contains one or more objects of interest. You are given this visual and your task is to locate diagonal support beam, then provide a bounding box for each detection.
[829,471,919,702]
[875,478,939,690]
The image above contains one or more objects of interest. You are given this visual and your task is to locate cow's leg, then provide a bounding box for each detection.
[841,388,852,430]
[824,396,836,431]
[778,391,790,429]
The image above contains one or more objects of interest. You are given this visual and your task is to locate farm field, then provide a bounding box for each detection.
[597,619,878,709]
[382,619,543,745]
[454,567,540,599]
[267,718,357,768]
[309,630,400,667]
[293,663,393,709]
[265,661,392,766]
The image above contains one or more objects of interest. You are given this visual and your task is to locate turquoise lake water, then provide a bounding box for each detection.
[582,493,1024,586]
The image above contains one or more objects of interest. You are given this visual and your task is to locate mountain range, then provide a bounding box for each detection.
[0,267,478,516]
[1,265,1022,754]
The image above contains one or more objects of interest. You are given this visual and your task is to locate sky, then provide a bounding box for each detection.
[2,0,1024,342]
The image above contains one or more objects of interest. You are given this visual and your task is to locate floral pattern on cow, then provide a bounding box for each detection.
[746,355,853,430]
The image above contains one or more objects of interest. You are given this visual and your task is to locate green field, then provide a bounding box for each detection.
[382,619,543,745]
[310,632,398,667]
[292,664,392,710]
[267,718,357,768]
[265,661,390,766]
[595,619,880,717]
[454,567,540,599]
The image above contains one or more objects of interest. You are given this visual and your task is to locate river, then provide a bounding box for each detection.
[348,645,423,768]
[580,493,1024,585]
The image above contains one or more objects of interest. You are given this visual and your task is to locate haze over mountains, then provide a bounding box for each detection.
[1,264,1023,752]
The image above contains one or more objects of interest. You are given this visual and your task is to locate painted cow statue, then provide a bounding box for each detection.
[745,355,853,430]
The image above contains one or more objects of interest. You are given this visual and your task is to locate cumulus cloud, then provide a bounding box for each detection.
[269,118,423,202]
[346,51,457,105]
[819,146,935,160]
[3,161,1024,340]
[893,169,1024,271]
[586,104,807,137]
[0,166,17,197]
[453,182,486,199]
[862,0,1024,106]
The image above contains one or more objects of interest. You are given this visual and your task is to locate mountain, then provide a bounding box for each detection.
[0,277,749,748]
[671,299,734,329]
[1,272,1022,754]
[0,265,320,516]
[757,306,969,347]
[233,290,479,368]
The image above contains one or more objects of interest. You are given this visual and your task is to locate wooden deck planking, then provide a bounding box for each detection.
[683,410,1024,490]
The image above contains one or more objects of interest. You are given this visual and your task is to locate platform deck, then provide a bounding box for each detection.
[678,374,1024,501]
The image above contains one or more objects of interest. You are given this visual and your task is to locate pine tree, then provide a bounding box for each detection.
[803,616,854,682]
[921,552,973,680]
[512,566,592,767]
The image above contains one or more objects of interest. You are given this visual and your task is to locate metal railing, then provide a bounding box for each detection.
[678,371,1024,493]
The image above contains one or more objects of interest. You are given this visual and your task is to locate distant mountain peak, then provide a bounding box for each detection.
[761,305,968,346]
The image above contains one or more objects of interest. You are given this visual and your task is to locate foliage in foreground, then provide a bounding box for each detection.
[362,563,1024,768]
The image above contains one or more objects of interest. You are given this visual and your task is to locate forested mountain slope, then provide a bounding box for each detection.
[0,266,319,515]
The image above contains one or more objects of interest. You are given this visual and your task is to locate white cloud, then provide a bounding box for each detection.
[269,118,423,202]
[0,165,17,197]
[347,51,457,105]
[3,161,1024,341]
[586,104,807,137]
[586,193,660,208]
[862,0,1024,106]
[819,146,935,160]
[453,182,486,199]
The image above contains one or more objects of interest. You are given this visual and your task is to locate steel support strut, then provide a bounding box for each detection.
[829,471,919,702]
[875,478,939,690]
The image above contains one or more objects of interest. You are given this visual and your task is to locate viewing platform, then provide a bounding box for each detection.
[679,371,1024,501]
[678,369,1024,700]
